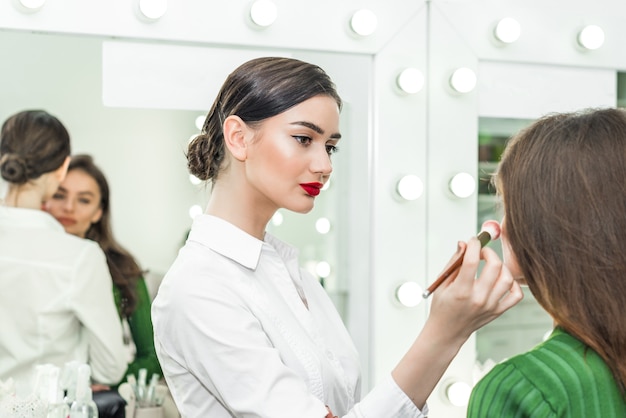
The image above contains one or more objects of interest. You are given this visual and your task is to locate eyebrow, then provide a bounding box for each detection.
[56,186,96,197]
[290,121,342,140]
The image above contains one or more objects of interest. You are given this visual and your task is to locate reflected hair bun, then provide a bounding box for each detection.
[0,154,29,184]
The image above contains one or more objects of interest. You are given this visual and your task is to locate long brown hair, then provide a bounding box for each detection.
[69,154,142,317]
[496,107,626,394]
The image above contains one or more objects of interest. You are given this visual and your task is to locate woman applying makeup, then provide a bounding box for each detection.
[0,110,127,398]
[467,108,626,416]
[151,56,523,417]
[45,154,162,386]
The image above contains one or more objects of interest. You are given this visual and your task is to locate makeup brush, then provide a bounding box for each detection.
[422,220,501,299]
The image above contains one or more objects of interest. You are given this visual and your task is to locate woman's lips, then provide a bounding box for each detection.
[300,183,323,197]
[57,217,77,226]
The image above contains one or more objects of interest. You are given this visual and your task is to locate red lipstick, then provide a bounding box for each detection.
[57,217,77,226]
[300,182,323,197]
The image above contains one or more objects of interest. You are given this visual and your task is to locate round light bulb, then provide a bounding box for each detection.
[271,211,284,226]
[396,175,424,201]
[315,217,331,234]
[449,172,476,198]
[322,178,330,191]
[578,25,605,50]
[446,381,472,407]
[249,0,278,28]
[315,261,331,278]
[189,174,202,185]
[350,9,378,36]
[138,0,167,20]
[195,115,205,130]
[18,0,45,10]
[449,67,477,93]
[188,204,203,219]
[395,282,423,308]
[494,17,521,44]
[397,68,425,94]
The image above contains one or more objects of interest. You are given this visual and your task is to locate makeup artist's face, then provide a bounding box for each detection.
[243,95,340,215]
[501,216,526,285]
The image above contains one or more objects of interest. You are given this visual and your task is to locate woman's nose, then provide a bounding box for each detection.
[63,199,74,211]
[311,146,333,175]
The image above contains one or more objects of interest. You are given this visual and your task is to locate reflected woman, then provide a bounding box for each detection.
[0,110,126,397]
[45,154,162,385]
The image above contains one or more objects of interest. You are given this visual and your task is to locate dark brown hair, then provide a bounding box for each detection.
[0,110,70,184]
[496,107,626,394]
[69,154,141,317]
[187,56,342,184]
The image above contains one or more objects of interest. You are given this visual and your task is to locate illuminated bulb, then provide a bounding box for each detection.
[271,211,284,226]
[189,174,202,185]
[188,204,203,219]
[543,329,553,341]
[17,0,45,10]
[396,175,424,201]
[137,0,167,20]
[349,9,378,36]
[195,115,205,130]
[494,17,521,44]
[577,25,605,50]
[322,178,330,191]
[395,282,423,308]
[249,0,278,28]
[315,217,331,234]
[315,261,331,278]
[445,381,471,407]
[449,67,477,93]
[449,172,476,198]
[397,68,425,94]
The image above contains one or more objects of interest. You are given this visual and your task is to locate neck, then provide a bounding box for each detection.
[206,182,274,241]
[3,184,46,210]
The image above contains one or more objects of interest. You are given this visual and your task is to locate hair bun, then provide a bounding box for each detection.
[0,154,29,184]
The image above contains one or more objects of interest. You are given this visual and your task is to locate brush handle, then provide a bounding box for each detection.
[422,230,492,298]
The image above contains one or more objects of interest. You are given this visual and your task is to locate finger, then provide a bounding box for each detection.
[473,246,503,299]
[437,241,467,276]
[494,277,524,315]
[453,237,481,293]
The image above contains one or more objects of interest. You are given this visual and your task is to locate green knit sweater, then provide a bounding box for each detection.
[113,277,162,386]
[467,327,626,417]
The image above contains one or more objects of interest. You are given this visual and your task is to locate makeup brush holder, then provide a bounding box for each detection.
[134,405,164,418]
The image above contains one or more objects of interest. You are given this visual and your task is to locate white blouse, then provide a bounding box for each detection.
[0,206,127,396]
[152,214,425,417]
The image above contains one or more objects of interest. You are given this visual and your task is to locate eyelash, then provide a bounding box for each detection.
[292,136,340,155]
[326,145,339,155]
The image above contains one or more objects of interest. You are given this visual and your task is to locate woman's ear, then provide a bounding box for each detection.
[91,207,103,224]
[55,156,71,183]
[223,115,249,162]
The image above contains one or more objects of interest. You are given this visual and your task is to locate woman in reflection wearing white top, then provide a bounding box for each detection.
[151,57,523,418]
[0,110,127,397]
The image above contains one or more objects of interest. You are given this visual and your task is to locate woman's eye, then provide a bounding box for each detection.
[79,199,92,205]
[293,135,312,146]
[51,193,65,200]
[326,145,339,155]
